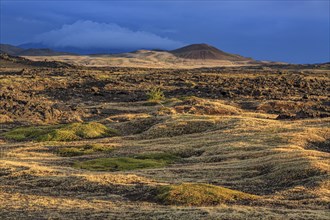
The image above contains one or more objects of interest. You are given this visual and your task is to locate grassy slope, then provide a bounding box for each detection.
[3,122,118,141]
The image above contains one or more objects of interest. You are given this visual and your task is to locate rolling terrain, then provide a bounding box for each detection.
[0,53,329,219]
[1,43,256,68]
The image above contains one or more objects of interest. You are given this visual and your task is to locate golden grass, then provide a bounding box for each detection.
[23,54,253,68]
[173,96,241,115]
[0,114,12,123]
[1,99,329,219]
[3,122,118,141]
[157,183,258,206]
[141,115,235,138]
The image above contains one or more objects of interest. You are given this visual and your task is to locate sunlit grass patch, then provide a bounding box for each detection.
[142,116,222,138]
[3,122,119,141]
[156,183,258,206]
[0,114,13,123]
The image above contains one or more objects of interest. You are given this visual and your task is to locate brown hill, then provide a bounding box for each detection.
[170,43,251,61]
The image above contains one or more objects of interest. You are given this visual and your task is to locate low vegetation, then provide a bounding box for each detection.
[156,183,258,206]
[134,152,179,161]
[57,144,114,157]
[1,56,329,219]
[3,122,118,141]
[142,115,224,138]
[74,157,166,171]
[74,152,179,171]
[146,87,165,102]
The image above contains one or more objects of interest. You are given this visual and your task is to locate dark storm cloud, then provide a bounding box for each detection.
[0,0,329,63]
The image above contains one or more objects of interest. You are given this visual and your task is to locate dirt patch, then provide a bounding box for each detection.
[111,116,165,135]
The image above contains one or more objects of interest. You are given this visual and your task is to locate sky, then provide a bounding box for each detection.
[0,0,329,63]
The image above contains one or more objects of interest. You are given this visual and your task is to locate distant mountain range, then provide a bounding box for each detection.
[0,44,75,56]
[17,42,129,55]
[0,43,253,61]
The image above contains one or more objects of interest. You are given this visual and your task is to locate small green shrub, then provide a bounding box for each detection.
[4,122,119,142]
[156,183,258,206]
[146,88,165,102]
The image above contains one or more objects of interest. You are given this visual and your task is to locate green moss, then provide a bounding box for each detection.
[57,147,88,157]
[40,129,80,141]
[156,183,258,206]
[4,122,119,142]
[135,152,179,162]
[73,122,112,139]
[3,125,59,141]
[74,157,167,171]
[39,122,114,141]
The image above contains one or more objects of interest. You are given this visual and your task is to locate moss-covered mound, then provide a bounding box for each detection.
[4,122,118,141]
[74,152,178,171]
[157,183,258,206]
